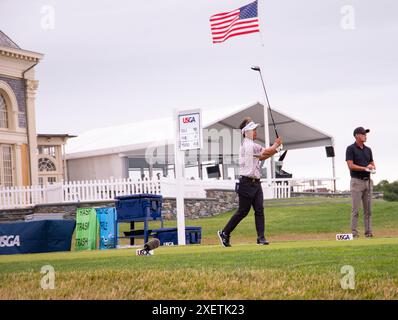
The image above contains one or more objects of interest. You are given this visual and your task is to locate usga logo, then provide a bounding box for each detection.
[0,235,21,247]
[163,242,175,246]
[336,234,353,241]
[182,116,196,123]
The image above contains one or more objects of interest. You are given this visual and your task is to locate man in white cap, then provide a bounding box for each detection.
[346,126,376,238]
[218,118,282,247]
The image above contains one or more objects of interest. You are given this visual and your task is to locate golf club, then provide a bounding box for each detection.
[251,66,279,139]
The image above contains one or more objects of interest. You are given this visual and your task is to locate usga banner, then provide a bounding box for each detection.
[75,208,98,250]
[1,220,75,255]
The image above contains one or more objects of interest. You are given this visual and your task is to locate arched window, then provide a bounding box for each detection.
[38,157,56,172]
[0,93,8,128]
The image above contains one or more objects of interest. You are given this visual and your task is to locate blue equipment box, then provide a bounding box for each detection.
[152,226,202,245]
[114,194,162,222]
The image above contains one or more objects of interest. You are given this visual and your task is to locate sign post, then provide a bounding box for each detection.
[174,109,202,245]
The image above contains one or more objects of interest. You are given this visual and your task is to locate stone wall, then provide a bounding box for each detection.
[0,208,34,222]
[34,201,115,220]
[0,189,239,222]
[206,189,238,209]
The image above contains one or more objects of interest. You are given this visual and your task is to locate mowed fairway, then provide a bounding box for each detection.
[1,197,398,299]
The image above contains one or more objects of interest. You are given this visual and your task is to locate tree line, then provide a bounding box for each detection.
[374,180,398,202]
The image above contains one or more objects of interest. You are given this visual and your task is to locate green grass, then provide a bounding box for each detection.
[168,198,398,244]
[1,197,398,299]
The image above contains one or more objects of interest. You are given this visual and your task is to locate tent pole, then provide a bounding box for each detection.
[332,156,337,193]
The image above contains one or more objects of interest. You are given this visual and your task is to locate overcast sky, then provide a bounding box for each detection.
[1,0,397,189]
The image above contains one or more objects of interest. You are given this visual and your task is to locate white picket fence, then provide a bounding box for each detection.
[272,180,291,199]
[0,177,293,210]
[160,178,292,199]
[0,178,161,209]
[0,185,46,209]
[62,178,161,202]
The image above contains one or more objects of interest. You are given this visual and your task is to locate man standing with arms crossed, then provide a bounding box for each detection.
[346,127,376,238]
[218,118,282,247]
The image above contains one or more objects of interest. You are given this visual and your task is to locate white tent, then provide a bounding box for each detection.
[65,102,335,184]
[66,102,334,159]
[206,102,333,149]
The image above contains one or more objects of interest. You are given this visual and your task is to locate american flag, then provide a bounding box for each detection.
[210,1,260,44]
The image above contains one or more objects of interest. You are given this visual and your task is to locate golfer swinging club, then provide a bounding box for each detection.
[218,117,282,247]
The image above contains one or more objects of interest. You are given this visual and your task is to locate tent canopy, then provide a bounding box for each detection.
[205,102,334,150]
[66,102,333,159]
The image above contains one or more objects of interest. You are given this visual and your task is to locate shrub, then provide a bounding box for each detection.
[375,180,398,202]
[374,180,389,192]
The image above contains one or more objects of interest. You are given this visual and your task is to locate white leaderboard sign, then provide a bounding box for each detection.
[174,108,202,246]
[178,109,202,151]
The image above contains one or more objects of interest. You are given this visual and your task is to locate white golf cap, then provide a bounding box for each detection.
[241,121,260,134]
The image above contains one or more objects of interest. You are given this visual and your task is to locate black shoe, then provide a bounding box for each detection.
[365,233,373,238]
[257,237,269,245]
[217,230,231,247]
[353,233,359,239]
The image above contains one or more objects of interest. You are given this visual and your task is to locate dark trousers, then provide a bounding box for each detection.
[223,178,265,237]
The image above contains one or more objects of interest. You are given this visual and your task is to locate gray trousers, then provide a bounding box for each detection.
[350,178,373,236]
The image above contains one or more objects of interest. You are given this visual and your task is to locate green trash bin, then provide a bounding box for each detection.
[75,208,98,251]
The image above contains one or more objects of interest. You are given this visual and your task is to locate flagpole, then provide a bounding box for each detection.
[257,0,265,47]
[258,30,265,47]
